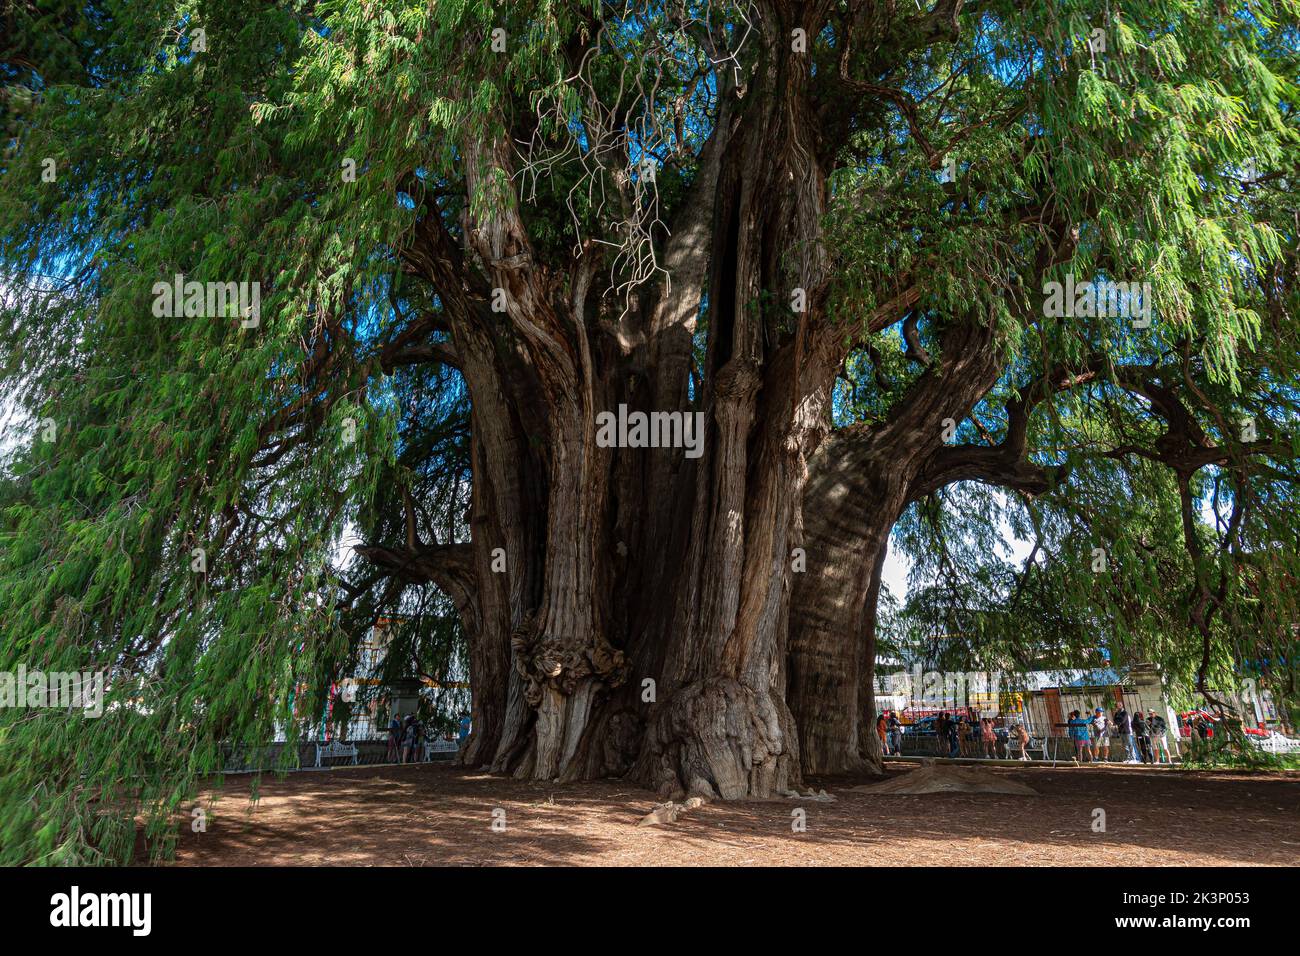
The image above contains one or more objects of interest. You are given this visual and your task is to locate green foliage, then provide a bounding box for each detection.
[836,1,1300,731]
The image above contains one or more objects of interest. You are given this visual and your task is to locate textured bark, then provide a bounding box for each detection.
[788,522,889,776]
[787,318,1005,775]
[354,1,1031,797]
[623,10,848,798]
[857,547,887,773]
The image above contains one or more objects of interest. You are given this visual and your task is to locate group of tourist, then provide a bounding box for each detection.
[876,703,1181,763]
[384,712,474,763]
[877,711,1009,759]
[940,714,1001,758]
[386,714,425,763]
[877,711,904,755]
[1063,704,1174,763]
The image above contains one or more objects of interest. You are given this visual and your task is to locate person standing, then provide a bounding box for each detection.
[1014,722,1031,761]
[386,714,403,763]
[1132,709,1153,763]
[947,715,961,758]
[876,711,890,756]
[400,714,422,764]
[1114,703,1138,762]
[1067,710,1092,762]
[1196,715,1211,741]
[1148,709,1171,763]
[981,717,997,759]
[1090,707,1110,762]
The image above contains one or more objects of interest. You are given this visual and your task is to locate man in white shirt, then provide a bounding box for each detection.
[1090,707,1110,762]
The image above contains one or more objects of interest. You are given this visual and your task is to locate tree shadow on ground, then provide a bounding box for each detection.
[160,762,1300,866]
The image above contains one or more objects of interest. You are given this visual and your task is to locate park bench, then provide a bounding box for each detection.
[1007,734,1049,760]
[314,739,359,768]
[425,738,459,761]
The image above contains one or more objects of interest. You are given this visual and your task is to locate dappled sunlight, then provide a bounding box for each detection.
[168,762,1300,867]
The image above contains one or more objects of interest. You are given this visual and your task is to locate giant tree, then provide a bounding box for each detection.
[1,0,1298,863]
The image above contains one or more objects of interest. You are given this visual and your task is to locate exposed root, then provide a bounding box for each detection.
[634,677,802,800]
[635,795,707,828]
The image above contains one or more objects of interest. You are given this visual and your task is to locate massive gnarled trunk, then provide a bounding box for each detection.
[624,25,842,798]
[354,2,1066,799]
[366,14,850,799]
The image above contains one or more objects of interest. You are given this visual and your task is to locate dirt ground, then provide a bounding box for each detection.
[168,761,1300,866]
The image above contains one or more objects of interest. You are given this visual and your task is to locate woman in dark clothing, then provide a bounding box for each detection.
[1132,710,1153,763]
[400,714,422,764]
[386,716,402,763]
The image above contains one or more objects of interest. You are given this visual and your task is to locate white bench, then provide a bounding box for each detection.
[1007,735,1048,760]
[314,740,359,767]
[425,739,459,761]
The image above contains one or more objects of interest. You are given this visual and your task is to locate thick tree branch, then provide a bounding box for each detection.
[352,542,477,614]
